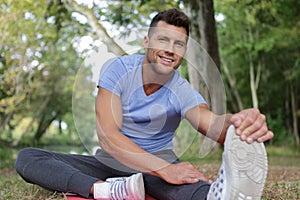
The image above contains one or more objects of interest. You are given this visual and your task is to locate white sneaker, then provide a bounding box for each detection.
[207,125,268,200]
[94,173,145,200]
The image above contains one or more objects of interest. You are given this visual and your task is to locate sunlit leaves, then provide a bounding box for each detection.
[0,0,84,143]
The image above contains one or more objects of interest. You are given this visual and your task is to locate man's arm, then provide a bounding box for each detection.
[95,87,211,184]
[95,87,167,173]
[185,104,274,144]
[185,104,231,144]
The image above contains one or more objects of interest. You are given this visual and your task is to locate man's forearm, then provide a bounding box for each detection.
[97,127,171,177]
[205,113,232,144]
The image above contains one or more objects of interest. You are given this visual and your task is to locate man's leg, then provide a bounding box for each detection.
[14,147,118,197]
[143,124,268,200]
[142,150,211,200]
[144,174,210,200]
[207,125,268,200]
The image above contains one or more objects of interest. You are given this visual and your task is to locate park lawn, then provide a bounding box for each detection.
[0,146,299,199]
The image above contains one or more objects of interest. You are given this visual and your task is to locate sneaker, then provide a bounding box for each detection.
[94,173,145,200]
[207,125,268,200]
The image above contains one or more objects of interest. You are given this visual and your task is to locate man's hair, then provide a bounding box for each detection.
[148,9,190,37]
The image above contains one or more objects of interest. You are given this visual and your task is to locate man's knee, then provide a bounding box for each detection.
[14,147,43,175]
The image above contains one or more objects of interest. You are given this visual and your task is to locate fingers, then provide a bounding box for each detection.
[183,163,213,184]
[166,162,212,185]
[232,109,261,132]
[182,174,213,184]
[241,111,265,133]
[241,118,266,142]
[257,130,274,143]
[231,108,273,143]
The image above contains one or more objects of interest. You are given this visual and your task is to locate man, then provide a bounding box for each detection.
[15,9,273,200]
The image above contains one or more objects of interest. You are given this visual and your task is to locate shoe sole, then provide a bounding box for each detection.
[224,125,268,200]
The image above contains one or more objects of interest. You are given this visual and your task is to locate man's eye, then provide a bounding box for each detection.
[175,42,185,48]
[158,38,167,42]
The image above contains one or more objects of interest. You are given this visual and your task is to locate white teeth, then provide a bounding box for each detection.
[161,57,172,63]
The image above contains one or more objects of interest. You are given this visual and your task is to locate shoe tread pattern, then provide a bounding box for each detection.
[226,125,268,199]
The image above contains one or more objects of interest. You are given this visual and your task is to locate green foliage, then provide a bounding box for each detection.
[0,0,92,145]
[96,0,180,37]
[1,0,299,147]
[265,111,288,145]
[0,144,15,169]
[215,0,300,144]
[265,101,299,147]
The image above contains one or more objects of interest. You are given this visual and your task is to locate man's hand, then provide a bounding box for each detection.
[230,108,274,143]
[156,162,212,185]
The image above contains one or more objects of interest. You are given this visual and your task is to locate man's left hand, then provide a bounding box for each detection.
[230,108,274,143]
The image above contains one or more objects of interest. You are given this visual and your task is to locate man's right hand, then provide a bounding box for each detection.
[156,162,213,185]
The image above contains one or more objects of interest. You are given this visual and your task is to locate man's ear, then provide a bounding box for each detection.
[143,36,149,50]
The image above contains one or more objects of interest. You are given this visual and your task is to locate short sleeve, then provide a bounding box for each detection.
[180,86,207,116]
[97,57,126,96]
[169,75,207,117]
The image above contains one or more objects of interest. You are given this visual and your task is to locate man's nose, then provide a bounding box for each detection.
[164,43,175,54]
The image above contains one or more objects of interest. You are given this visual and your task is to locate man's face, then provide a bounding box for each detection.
[143,21,187,76]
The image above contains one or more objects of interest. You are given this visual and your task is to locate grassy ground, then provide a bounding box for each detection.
[0,145,299,200]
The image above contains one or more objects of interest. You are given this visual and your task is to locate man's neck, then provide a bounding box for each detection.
[142,58,174,81]
[143,83,163,96]
[142,61,174,96]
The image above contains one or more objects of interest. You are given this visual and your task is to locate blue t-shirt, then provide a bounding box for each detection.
[97,54,206,153]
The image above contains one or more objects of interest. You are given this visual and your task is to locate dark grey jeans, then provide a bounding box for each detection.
[14,147,210,199]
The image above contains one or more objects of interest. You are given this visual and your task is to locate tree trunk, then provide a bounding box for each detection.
[285,98,292,134]
[291,84,300,146]
[184,0,224,114]
[245,9,261,109]
[0,112,14,132]
[34,113,57,141]
[223,62,244,111]
[184,0,224,155]
[249,54,259,108]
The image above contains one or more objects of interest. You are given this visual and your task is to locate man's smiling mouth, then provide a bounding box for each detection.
[159,56,174,63]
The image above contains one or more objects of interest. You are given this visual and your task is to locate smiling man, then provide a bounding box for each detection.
[15,9,273,200]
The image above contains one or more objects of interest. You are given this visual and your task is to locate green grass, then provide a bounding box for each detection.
[263,182,300,200]
[0,172,64,200]
[0,146,62,199]
[1,135,300,199]
[266,145,300,167]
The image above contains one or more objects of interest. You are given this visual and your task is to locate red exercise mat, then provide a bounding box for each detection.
[66,194,156,200]
[66,196,92,200]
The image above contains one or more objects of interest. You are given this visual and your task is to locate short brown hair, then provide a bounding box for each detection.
[148,9,190,37]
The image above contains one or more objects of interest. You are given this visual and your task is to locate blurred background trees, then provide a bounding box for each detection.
[0,0,299,148]
[215,0,300,145]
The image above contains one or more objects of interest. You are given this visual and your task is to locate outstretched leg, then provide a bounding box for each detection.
[207,125,268,200]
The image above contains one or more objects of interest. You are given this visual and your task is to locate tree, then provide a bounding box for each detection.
[184,0,223,114]
[182,0,225,154]
[0,0,86,144]
[3,0,298,147]
[215,0,300,146]
[0,0,50,140]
